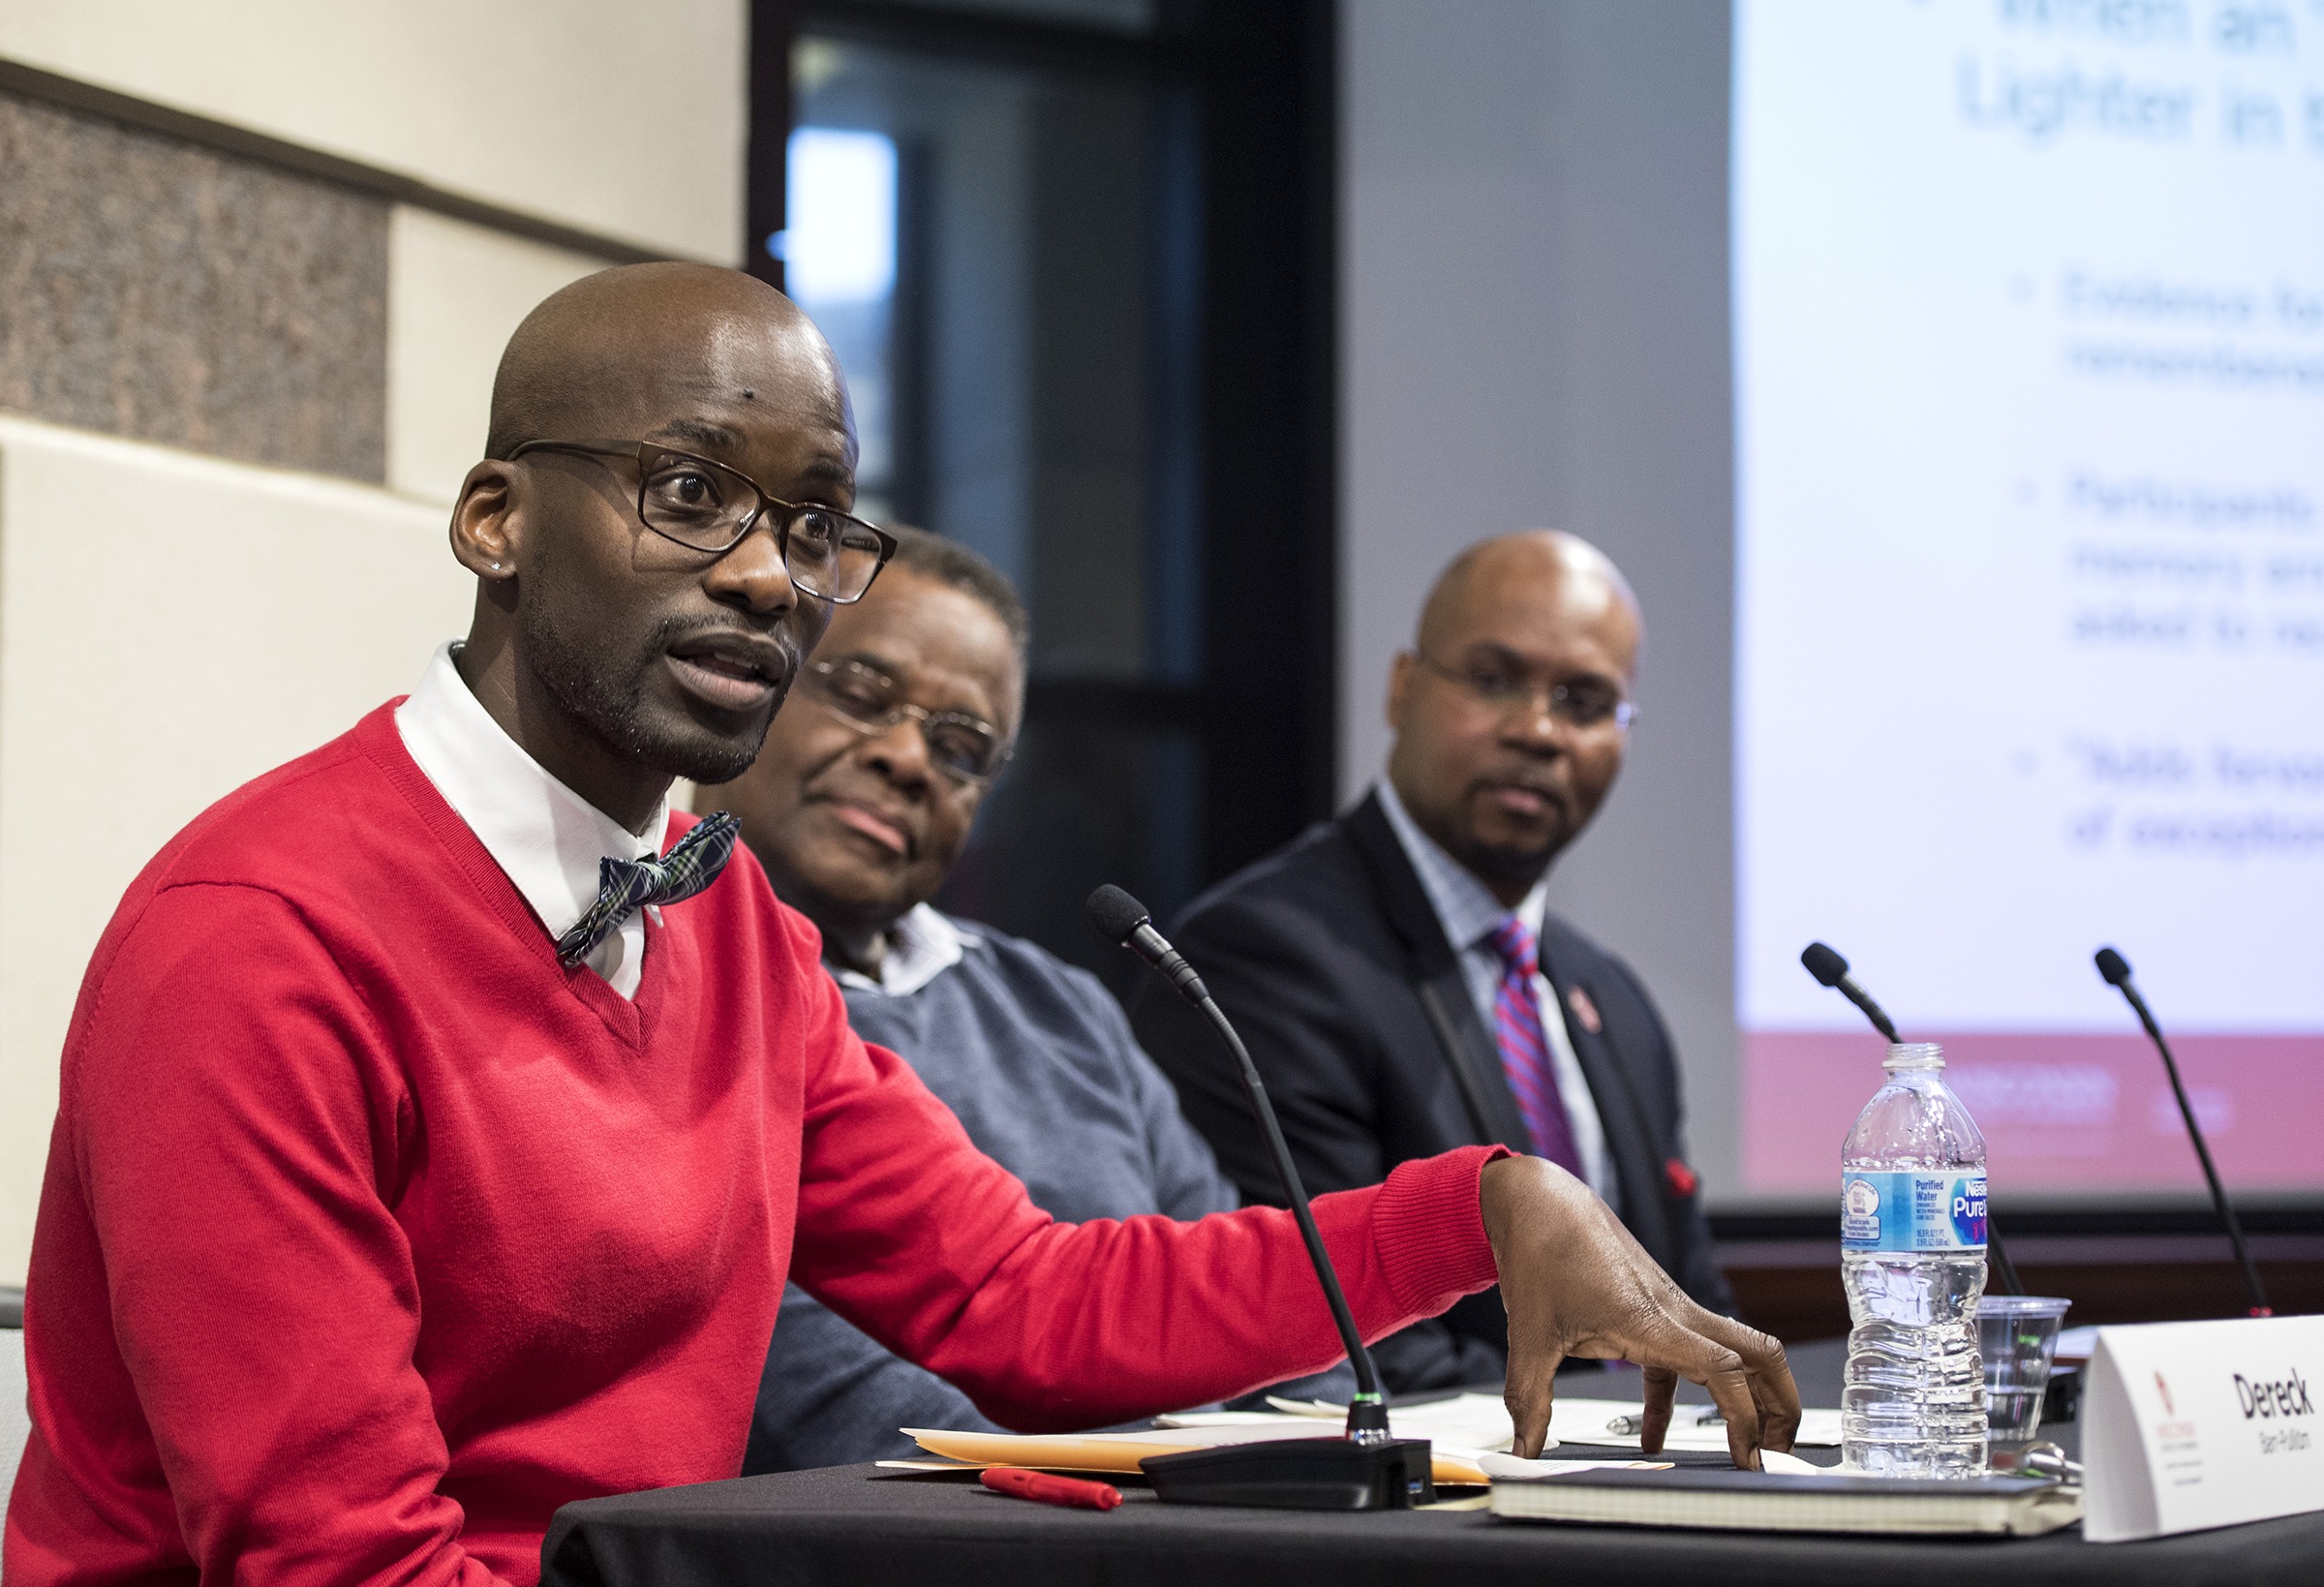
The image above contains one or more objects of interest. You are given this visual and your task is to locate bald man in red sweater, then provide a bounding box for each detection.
[5,265,1793,1586]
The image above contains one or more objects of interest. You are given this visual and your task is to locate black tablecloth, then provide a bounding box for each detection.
[540,1459,2324,1587]
[540,1338,2312,1586]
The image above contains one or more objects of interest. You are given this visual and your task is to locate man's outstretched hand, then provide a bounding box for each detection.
[1479,1155,1800,1469]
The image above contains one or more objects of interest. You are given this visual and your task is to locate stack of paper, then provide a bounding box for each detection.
[1210,1391,1519,1451]
[1178,1391,1842,1452]
[891,1393,1839,1487]
[1539,1398,1844,1451]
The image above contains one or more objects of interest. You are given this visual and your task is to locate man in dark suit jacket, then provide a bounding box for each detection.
[1131,532,1731,1392]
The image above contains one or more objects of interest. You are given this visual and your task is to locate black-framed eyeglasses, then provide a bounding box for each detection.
[506,439,898,604]
[1415,651,1636,731]
[803,658,1015,785]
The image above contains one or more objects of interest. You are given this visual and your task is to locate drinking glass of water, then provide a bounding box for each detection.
[1976,1296,2071,1471]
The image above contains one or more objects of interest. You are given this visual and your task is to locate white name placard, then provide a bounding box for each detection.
[2085,1315,2324,1542]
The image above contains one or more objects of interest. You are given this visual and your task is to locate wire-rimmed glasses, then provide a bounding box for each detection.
[507,439,897,603]
[803,657,1014,785]
[1414,651,1636,730]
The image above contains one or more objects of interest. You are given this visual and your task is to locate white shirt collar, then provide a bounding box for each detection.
[831,902,978,997]
[394,643,669,997]
[1374,778,1549,951]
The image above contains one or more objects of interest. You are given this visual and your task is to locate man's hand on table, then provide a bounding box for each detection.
[1479,1154,1801,1470]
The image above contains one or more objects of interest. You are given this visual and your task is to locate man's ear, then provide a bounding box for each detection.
[449,460,522,584]
[1386,650,1415,732]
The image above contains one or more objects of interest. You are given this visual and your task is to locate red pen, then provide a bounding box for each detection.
[980,1466,1124,1511]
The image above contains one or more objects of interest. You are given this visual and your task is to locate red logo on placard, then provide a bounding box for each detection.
[2155,1370,2176,1417]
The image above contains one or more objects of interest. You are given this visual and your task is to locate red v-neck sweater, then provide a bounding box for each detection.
[6,704,1504,1585]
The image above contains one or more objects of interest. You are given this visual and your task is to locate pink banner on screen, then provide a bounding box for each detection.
[1742,1031,2324,1195]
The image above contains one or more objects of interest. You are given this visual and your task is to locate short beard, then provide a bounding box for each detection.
[1436,793,1570,895]
[522,601,780,785]
[1449,831,1561,896]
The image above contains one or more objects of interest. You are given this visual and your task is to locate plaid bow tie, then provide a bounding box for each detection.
[554,810,741,969]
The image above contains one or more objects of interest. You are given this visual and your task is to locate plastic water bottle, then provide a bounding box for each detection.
[1840,1042,1989,1477]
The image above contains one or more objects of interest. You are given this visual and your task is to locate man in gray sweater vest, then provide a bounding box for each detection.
[699,526,1245,1470]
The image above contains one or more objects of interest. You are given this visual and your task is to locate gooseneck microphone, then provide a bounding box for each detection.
[1088,883,1211,1006]
[1799,940,2024,1297]
[1088,885,1388,1428]
[2095,948,2270,1317]
[1800,941,1903,1045]
[1090,885,1433,1509]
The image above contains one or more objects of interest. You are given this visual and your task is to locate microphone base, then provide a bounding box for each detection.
[1141,1437,1435,1511]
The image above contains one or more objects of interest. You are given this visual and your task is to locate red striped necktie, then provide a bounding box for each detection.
[1488,915,1583,1176]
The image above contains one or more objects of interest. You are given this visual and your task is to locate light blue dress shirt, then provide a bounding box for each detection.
[1375,781,1617,1207]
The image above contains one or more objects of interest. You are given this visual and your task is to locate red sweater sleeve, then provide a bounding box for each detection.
[49,885,502,1586]
[784,927,1506,1430]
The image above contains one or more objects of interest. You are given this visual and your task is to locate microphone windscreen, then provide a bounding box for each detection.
[1086,884,1152,944]
[2095,947,2132,987]
[1800,941,1850,988]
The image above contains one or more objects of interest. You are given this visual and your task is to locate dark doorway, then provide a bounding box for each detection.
[750,0,1336,991]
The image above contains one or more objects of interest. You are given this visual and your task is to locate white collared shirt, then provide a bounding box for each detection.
[395,643,670,999]
[1375,780,1617,1206]
[828,902,982,997]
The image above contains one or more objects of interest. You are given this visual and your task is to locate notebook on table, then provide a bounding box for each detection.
[1489,1467,2082,1536]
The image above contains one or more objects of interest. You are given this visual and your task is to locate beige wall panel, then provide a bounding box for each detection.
[0,415,472,1281]
[387,206,605,503]
[0,0,746,263]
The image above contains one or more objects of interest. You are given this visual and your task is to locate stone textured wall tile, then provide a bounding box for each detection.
[0,90,387,480]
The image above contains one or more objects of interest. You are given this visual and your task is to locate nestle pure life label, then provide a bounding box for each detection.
[1841,1171,1988,1252]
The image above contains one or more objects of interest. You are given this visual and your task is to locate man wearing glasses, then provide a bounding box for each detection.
[694,527,1304,1472]
[1132,533,1735,1395]
[9,272,1790,1585]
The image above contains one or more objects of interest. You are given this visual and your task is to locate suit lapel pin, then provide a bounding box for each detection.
[1565,984,1603,1035]
[1666,1157,1700,1199]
